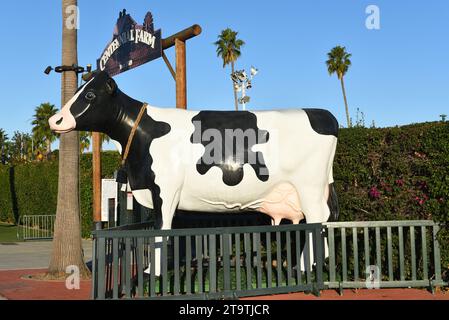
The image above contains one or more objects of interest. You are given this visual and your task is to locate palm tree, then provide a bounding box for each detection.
[48,0,90,279]
[31,103,58,157]
[0,129,9,164]
[79,132,110,153]
[214,28,245,111]
[11,131,33,162]
[79,132,90,153]
[326,46,352,128]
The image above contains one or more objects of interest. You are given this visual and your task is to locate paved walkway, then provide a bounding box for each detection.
[0,240,92,270]
[0,268,91,300]
[0,268,447,300]
[242,288,449,300]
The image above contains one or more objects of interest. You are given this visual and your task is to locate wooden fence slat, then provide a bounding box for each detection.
[421,226,428,280]
[125,238,131,298]
[120,239,126,297]
[266,232,272,288]
[112,238,119,299]
[174,236,180,295]
[186,235,192,294]
[286,231,293,287]
[223,233,231,291]
[364,227,370,272]
[255,233,262,288]
[304,231,311,285]
[341,228,347,282]
[195,235,203,293]
[235,234,241,291]
[328,228,336,282]
[91,238,98,299]
[162,237,168,295]
[137,238,144,298]
[149,237,156,297]
[399,227,405,281]
[387,227,393,281]
[410,227,416,281]
[209,234,217,293]
[433,225,442,282]
[244,233,252,290]
[106,238,111,295]
[314,227,324,286]
[352,228,358,281]
[276,231,282,286]
[295,231,301,286]
[375,227,381,278]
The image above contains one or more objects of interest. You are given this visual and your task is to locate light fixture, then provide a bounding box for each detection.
[250,66,258,77]
[44,66,53,75]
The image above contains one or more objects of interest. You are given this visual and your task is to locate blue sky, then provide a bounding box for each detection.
[0,0,448,147]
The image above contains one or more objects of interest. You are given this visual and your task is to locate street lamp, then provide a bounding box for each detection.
[231,66,258,111]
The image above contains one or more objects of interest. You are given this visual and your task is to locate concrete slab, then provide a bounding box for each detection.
[0,239,92,270]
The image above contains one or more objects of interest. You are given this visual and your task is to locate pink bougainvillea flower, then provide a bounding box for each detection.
[369,187,381,200]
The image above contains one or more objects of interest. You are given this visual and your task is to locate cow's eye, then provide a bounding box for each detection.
[85,92,96,101]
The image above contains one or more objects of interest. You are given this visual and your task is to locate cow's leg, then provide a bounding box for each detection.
[293,184,330,272]
[146,190,181,276]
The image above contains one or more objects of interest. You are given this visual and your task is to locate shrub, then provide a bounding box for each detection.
[0,151,120,237]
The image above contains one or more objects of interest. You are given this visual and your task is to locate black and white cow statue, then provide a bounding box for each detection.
[49,71,339,272]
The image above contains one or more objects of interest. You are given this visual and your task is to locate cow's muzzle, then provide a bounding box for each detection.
[49,109,76,133]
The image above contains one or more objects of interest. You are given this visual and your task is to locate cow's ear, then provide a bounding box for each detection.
[105,78,117,95]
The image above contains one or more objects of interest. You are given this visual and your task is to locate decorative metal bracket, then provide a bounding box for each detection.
[44,64,92,75]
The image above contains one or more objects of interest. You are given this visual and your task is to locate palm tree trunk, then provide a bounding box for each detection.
[46,138,51,156]
[340,76,351,128]
[48,0,90,278]
[231,61,238,111]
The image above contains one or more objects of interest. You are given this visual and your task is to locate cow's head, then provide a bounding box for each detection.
[49,71,118,134]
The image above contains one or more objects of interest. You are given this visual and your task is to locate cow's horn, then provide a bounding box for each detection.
[82,70,98,82]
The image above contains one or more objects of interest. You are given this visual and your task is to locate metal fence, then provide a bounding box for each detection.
[324,220,446,292]
[17,215,56,241]
[91,223,325,300]
[91,219,447,300]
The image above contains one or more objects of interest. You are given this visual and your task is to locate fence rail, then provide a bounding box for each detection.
[324,220,446,292]
[92,223,324,300]
[17,215,55,241]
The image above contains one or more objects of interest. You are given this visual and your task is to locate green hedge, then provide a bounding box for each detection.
[0,151,120,237]
[0,122,448,263]
[334,121,449,267]
[334,122,449,224]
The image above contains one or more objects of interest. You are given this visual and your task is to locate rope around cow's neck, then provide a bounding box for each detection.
[121,103,148,166]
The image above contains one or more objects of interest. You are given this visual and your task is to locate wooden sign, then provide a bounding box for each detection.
[97,9,162,77]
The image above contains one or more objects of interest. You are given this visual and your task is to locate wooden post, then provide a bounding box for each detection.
[92,132,102,229]
[175,38,187,109]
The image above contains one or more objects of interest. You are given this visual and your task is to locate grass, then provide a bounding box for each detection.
[0,222,20,243]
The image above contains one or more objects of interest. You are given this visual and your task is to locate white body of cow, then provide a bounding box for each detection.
[113,106,337,229]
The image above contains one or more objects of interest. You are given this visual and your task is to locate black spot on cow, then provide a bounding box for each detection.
[190,111,269,186]
[303,109,339,138]
[121,112,171,216]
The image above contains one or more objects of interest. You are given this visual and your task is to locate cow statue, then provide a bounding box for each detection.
[49,71,339,273]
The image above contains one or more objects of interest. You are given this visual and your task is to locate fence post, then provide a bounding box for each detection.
[91,235,97,299]
[433,224,442,283]
[314,226,324,292]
